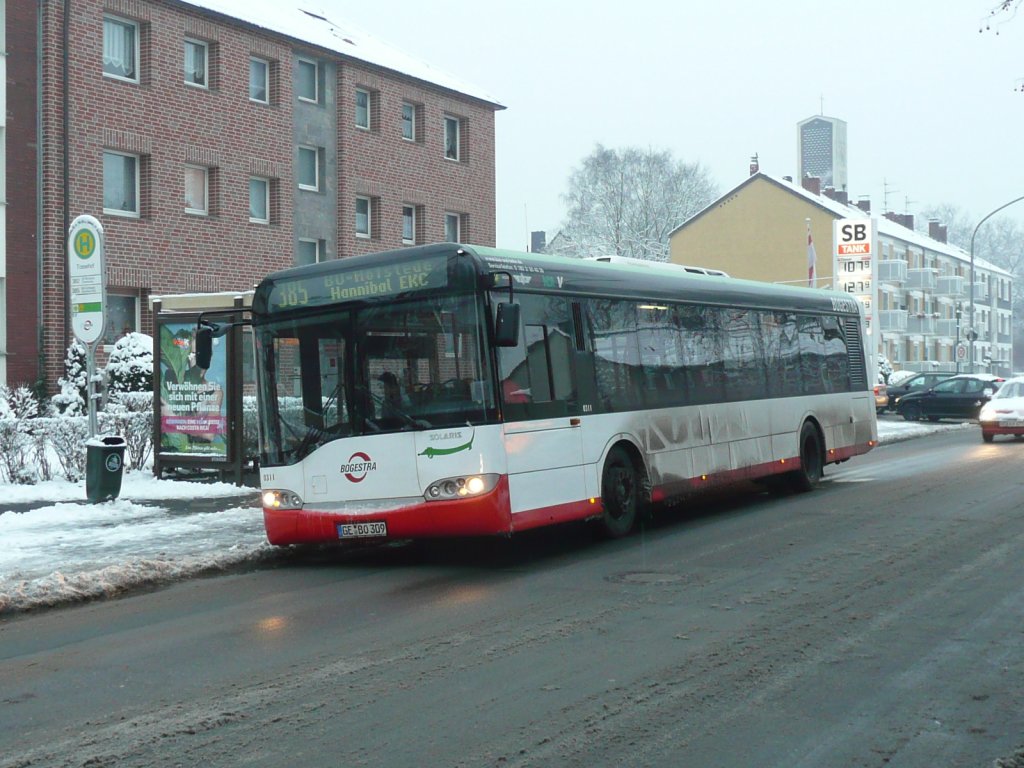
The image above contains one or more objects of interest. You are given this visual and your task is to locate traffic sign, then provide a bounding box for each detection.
[956,343,968,362]
[68,215,106,346]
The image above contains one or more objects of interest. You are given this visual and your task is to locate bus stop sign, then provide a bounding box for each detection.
[68,215,106,346]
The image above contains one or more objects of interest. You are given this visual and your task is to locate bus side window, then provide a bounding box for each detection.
[498,294,577,419]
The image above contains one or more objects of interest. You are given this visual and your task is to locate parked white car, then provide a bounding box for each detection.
[979,376,1024,443]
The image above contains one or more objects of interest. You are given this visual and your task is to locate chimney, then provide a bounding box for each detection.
[856,196,871,214]
[802,174,821,196]
[823,186,837,200]
[749,153,759,176]
[928,219,948,243]
[530,230,546,253]
[835,190,849,205]
[883,212,915,230]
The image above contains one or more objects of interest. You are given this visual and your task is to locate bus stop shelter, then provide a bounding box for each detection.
[150,291,253,485]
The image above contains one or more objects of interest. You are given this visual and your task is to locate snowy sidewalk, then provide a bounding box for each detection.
[0,419,972,615]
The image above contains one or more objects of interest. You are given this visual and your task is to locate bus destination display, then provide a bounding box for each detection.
[269,256,448,311]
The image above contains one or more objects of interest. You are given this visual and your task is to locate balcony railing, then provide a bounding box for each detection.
[907,314,936,335]
[935,275,965,298]
[972,281,989,301]
[878,310,908,332]
[906,268,938,291]
[878,260,908,284]
[936,319,958,338]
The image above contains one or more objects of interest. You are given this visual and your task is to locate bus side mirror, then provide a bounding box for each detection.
[195,324,214,369]
[494,302,521,347]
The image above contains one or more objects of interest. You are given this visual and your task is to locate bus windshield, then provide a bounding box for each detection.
[254,293,497,466]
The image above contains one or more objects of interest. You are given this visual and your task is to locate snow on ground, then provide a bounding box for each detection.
[0,474,266,614]
[0,419,971,614]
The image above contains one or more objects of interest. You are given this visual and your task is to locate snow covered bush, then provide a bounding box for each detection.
[106,332,154,396]
[51,340,89,416]
[0,385,37,484]
[45,416,90,482]
[243,395,260,462]
[103,391,154,471]
[877,355,894,384]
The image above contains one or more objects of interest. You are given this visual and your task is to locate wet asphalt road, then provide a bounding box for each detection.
[2,428,1024,767]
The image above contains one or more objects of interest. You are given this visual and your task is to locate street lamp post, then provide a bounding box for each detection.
[969,194,1024,374]
[955,302,962,374]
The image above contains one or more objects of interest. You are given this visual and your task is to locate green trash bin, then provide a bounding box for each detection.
[86,436,126,503]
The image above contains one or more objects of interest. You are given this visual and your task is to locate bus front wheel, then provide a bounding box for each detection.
[599,446,639,538]
[790,422,823,493]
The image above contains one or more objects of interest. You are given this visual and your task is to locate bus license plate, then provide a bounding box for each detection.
[337,521,387,539]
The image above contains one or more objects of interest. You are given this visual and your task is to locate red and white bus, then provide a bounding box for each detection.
[232,243,876,545]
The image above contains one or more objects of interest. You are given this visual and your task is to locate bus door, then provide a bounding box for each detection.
[498,294,587,519]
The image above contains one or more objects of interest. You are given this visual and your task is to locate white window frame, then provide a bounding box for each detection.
[103,150,140,218]
[355,88,370,130]
[103,15,139,83]
[401,102,416,141]
[297,146,319,191]
[184,38,208,89]
[444,116,460,161]
[184,165,209,215]
[249,177,270,224]
[297,58,318,103]
[402,205,416,245]
[249,57,269,104]
[444,212,460,243]
[297,238,323,265]
[355,196,371,238]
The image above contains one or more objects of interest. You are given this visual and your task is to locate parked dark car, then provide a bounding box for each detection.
[896,374,1004,422]
[886,371,952,410]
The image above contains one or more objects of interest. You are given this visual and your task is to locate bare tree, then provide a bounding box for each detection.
[552,145,718,261]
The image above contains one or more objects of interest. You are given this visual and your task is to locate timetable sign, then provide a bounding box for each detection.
[68,215,107,346]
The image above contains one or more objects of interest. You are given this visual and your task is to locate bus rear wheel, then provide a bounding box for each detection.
[599,446,639,538]
[790,422,823,493]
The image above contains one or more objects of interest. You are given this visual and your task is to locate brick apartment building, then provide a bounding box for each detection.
[5,0,502,391]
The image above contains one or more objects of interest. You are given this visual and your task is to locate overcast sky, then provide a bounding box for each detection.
[331,0,1023,250]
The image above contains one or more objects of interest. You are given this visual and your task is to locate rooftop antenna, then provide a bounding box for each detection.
[904,194,916,214]
[820,94,825,115]
[883,179,898,212]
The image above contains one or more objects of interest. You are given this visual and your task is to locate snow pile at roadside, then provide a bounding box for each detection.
[876,418,972,444]
[0,478,267,614]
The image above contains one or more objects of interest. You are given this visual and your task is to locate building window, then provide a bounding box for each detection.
[402,205,416,244]
[355,88,370,129]
[249,177,269,223]
[444,116,460,161]
[250,57,269,103]
[104,151,139,217]
[444,212,460,243]
[102,294,140,346]
[297,59,318,102]
[402,102,416,141]
[356,196,371,237]
[103,16,138,82]
[297,146,319,191]
[297,238,324,266]
[184,165,208,214]
[184,39,208,88]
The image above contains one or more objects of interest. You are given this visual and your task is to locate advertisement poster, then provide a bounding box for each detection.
[158,321,228,457]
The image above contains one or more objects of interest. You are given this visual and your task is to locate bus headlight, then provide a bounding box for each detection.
[262,489,304,510]
[424,474,500,501]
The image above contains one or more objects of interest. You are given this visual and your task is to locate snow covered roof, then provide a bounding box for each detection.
[177,0,503,107]
[674,172,1012,277]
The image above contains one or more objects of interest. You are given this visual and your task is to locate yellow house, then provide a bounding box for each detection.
[669,172,853,288]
